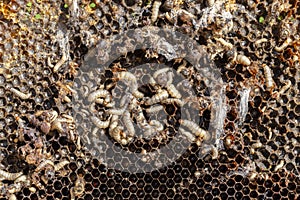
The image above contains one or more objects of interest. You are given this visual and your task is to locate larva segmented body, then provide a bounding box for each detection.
[117,72,144,98]
[35,160,55,172]
[146,105,164,113]
[107,107,127,115]
[251,142,262,149]
[10,88,31,100]
[149,120,164,131]
[123,111,135,137]
[179,128,195,142]
[132,89,144,98]
[117,71,137,82]
[254,38,268,45]
[206,0,215,7]
[54,160,70,171]
[29,187,36,193]
[53,53,67,72]
[275,37,292,52]
[91,116,110,129]
[179,119,208,140]
[9,194,17,200]
[215,37,233,49]
[110,115,119,128]
[162,98,184,107]
[236,54,251,66]
[133,105,152,136]
[262,64,275,91]
[0,169,23,181]
[88,89,111,102]
[274,160,285,172]
[166,84,182,98]
[120,93,132,107]
[277,80,291,96]
[211,146,218,159]
[51,120,64,133]
[14,175,27,183]
[151,1,162,23]
[153,67,170,79]
[145,89,169,105]
[109,125,124,143]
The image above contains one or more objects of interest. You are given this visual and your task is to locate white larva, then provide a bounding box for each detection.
[107,107,127,115]
[179,128,195,142]
[165,10,177,24]
[0,170,23,181]
[117,72,143,98]
[277,80,291,96]
[155,73,169,87]
[179,119,208,140]
[89,102,98,113]
[149,76,157,86]
[10,88,31,100]
[76,136,81,150]
[120,93,132,107]
[120,138,130,146]
[207,0,214,7]
[14,175,27,183]
[194,171,201,178]
[123,111,135,137]
[134,106,149,129]
[51,120,64,133]
[149,120,164,131]
[211,146,218,159]
[29,187,36,193]
[166,71,173,86]
[54,160,70,171]
[151,1,162,23]
[48,110,59,123]
[161,98,184,107]
[35,160,55,172]
[153,67,170,79]
[145,89,169,105]
[109,115,119,129]
[249,172,258,181]
[9,194,17,200]
[274,160,285,172]
[117,71,137,82]
[91,116,110,129]
[7,184,20,194]
[146,105,164,113]
[215,37,233,49]
[166,84,182,99]
[254,38,268,46]
[88,89,111,102]
[199,144,213,156]
[262,64,275,91]
[178,9,196,20]
[143,126,156,139]
[132,86,144,98]
[47,57,54,68]
[104,101,115,108]
[251,142,262,149]
[109,125,123,143]
[95,98,104,104]
[274,37,292,52]
[236,54,251,66]
[53,52,67,72]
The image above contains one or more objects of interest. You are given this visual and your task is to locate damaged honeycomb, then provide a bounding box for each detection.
[0,0,299,200]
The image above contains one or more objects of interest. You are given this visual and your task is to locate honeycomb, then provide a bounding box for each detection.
[0,0,299,199]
